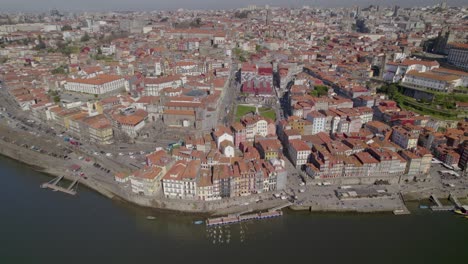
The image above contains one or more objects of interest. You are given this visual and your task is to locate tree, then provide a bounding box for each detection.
[81,32,90,42]
[53,95,61,103]
[35,35,46,50]
[22,38,32,45]
[61,25,72,31]
[233,48,242,56]
[309,85,329,97]
[51,65,68,75]
[234,11,249,19]
[387,84,398,97]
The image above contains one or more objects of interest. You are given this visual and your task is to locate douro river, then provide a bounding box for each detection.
[0,156,467,264]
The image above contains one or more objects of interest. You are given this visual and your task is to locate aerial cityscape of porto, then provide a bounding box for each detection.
[0,0,467,262]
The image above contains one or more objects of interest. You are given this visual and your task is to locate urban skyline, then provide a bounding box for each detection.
[0,0,466,12]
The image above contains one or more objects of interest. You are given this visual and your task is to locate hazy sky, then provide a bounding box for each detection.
[1,0,466,12]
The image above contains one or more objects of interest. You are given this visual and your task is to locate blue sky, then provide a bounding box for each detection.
[1,0,465,12]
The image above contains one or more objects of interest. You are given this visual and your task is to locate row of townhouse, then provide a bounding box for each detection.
[415,122,468,169]
[305,145,407,184]
[35,104,115,145]
[9,87,51,111]
[281,105,373,137]
[115,150,174,196]
[231,115,276,148]
[162,158,287,201]
[115,150,287,201]
[289,95,354,119]
[282,124,434,183]
[391,125,419,150]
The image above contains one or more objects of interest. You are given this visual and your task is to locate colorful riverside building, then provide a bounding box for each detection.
[160,158,287,201]
[305,144,407,185]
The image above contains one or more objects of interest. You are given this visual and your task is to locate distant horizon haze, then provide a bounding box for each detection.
[1,0,466,12]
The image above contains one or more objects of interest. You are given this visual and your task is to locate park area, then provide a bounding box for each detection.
[379,84,468,120]
[235,105,276,121]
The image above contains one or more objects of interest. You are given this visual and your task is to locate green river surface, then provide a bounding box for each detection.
[0,155,467,264]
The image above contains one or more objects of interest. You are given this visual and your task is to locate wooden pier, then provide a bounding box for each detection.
[40,175,79,195]
[206,210,283,226]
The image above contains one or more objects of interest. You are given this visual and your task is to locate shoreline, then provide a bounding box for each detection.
[0,138,291,215]
[0,137,453,216]
[0,147,213,217]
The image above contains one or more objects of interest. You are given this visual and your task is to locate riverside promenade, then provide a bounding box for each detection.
[2,113,467,215]
[0,124,292,215]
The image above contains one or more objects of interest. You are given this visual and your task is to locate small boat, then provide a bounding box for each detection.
[393,209,409,215]
[453,206,468,216]
[194,220,204,225]
[146,216,156,220]
[453,210,468,216]
[419,205,429,209]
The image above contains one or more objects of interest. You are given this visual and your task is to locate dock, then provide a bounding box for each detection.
[394,192,411,215]
[430,206,455,212]
[40,175,79,195]
[430,194,443,207]
[206,210,283,226]
[430,194,455,211]
[393,208,411,215]
[448,193,463,208]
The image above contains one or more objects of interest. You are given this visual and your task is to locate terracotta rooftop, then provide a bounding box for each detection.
[406,70,460,82]
[112,109,148,126]
[132,166,162,180]
[289,139,311,152]
[66,74,123,85]
[163,109,196,116]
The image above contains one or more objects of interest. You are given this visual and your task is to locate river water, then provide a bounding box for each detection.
[0,155,467,264]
